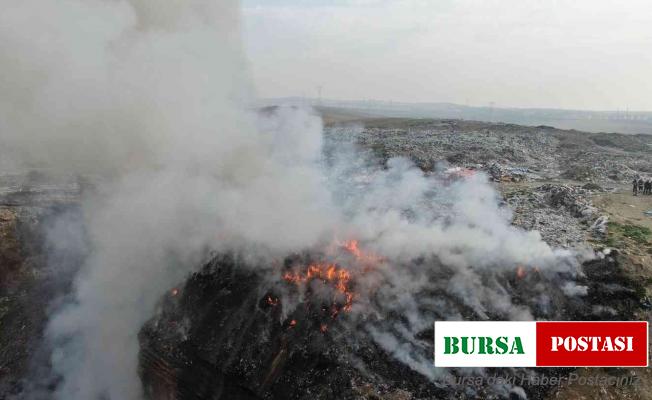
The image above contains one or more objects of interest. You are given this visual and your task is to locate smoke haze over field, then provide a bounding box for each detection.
[1,1,587,399]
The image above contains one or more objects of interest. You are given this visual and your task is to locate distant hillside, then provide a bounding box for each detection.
[259,98,652,135]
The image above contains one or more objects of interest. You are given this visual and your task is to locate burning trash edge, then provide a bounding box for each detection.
[433,321,649,367]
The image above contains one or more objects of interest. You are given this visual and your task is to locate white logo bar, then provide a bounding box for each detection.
[434,321,537,367]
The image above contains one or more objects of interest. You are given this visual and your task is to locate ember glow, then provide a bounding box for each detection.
[267,296,279,306]
[281,239,383,315]
[516,266,526,280]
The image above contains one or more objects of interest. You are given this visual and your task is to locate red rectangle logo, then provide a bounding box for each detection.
[536,321,648,367]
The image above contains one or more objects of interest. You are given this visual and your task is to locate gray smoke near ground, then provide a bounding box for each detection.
[0,1,589,399]
[320,127,587,381]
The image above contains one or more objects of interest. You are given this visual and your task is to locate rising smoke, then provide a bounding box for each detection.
[2,1,337,398]
[321,127,585,382]
[0,1,587,399]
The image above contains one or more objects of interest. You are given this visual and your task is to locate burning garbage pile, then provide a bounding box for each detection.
[137,229,636,400]
[132,123,615,400]
[136,153,645,399]
[5,1,651,400]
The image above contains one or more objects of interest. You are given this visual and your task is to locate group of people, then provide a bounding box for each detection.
[633,178,652,195]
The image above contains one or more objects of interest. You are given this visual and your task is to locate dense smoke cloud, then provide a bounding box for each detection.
[0,1,586,399]
[2,1,337,399]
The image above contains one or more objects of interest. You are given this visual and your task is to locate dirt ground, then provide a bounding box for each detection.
[593,187,652,297]
[550,186,652,400]
[593,188,652,231]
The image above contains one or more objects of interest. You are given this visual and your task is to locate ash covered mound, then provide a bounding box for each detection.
[138,242,638,400]
[139,253,448,400]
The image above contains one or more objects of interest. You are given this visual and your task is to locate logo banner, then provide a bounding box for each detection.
[434,321,648,367]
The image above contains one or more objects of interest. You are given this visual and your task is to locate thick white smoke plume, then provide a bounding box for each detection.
[0,1,584,399]
[2,1,336,398]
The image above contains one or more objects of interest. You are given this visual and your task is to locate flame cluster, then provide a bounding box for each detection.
[283,263,354,312]
[280,240,382,316]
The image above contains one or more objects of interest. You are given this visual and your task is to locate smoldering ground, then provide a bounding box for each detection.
[0,1,590,399]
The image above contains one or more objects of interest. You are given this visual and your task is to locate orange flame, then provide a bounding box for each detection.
[283,262,354,311]
[281,239,383,330]
[343,240,362,258]
[340,239,384,265]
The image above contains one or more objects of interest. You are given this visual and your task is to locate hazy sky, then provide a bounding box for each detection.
[242,0,652,110]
